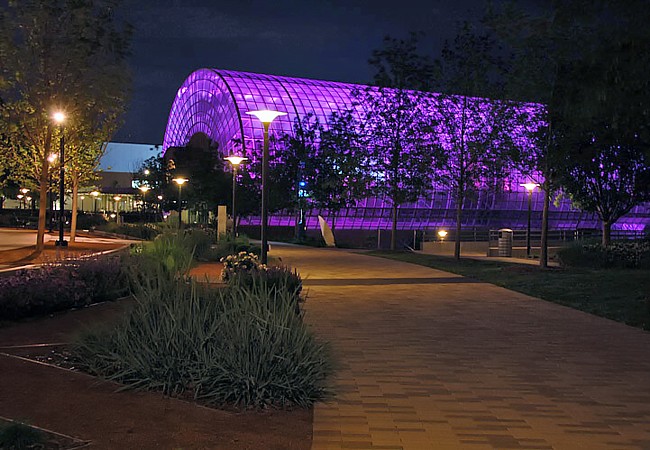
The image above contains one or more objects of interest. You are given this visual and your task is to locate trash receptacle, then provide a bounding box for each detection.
[498,228,513,257]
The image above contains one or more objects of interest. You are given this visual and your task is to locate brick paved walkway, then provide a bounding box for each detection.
[274,244,650,450]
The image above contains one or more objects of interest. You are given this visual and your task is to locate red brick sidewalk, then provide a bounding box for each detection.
[274,244,650,450]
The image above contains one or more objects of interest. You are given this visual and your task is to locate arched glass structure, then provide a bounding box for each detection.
[163,69,364,157]
[164,68,649,234]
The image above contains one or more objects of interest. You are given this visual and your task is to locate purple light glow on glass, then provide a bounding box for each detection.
[163,68,649,232]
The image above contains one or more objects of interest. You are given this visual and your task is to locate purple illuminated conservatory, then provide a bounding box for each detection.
[163,68,649,237]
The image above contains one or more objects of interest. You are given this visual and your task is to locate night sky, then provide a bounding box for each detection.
[116,0,545,145]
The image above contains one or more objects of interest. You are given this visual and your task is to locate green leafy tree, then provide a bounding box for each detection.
[273,111,373,238]
[487,2,599,266]
[272,114,320,215]
[362,33,442,251]
[433,21,531,259]
[0,0,131,251]
[133,153,167,214]
[551,1,650,245]
[492,0,650,248]
[312,110,372,230]
[165,145,230,224]
[559,145,649,245]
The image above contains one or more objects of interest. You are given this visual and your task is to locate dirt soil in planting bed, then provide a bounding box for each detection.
[0,294,313,449]
[189,261,225,283]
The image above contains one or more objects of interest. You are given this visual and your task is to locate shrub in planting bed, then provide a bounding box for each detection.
[203,234,260,262]
[557,240,650,269]
[0,255,129,320]
[71,267,332,408]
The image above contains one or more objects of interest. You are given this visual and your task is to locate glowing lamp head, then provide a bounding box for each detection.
[245,109,287,124]
[157,195,163,200]
[144,169,150,175]
[48,153,58,163]
[53,111,66,124]
[90,191,100,197]
[139,185,150,193]
[16,194,23,200]
[521,182,539,192]
[20,188,30,194]
[437,230,448,239]
[113,195,122,201]
[172,177,188,186]
[225,156,248,166]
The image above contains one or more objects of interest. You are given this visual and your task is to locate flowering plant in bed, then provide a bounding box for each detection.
[220,252,266,282]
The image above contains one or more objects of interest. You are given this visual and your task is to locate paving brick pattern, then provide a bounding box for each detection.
[275,245,650,450]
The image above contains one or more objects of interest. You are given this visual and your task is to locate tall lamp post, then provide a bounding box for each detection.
[157,195,163,217]
[245,110,286,264]
[521,183,538,258]
[20,188,29,209]
[90,190,100,213]
[113,195,122,223]
[48,154,58,231]
[53,112,67,247]
[172,178,188,229]
[139,185,150,214]
[225,156,248,237]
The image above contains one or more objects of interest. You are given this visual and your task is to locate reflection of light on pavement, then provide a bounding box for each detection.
[0,229,134,252]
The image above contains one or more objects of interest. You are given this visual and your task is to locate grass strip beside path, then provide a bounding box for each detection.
[367,251,650,331]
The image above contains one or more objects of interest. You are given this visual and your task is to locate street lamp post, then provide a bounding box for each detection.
[19,188,29,209]
[172,178,188,229]
[90,190,100,213]
[157,195,163,217]
[48,154,58,231]
[139,185,150,214]
[53,112,67,247]
[521,183,538,258]
[113,195,122,223]
[245,110,286,264]
[225,156,248,237]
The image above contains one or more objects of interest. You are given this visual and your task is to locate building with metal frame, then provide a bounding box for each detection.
[163,69,649,235]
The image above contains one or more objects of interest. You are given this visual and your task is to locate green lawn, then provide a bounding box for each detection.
[367,251,650,331]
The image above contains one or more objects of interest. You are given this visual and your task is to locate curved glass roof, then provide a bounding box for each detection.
[162,68,649,233]
[163,68,365,158]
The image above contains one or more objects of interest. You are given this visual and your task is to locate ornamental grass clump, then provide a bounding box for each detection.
[137,231,196,277]
[227,265,304,315]
[71,266,332,408]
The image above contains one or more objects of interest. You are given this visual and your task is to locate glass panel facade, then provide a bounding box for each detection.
[163,69,649,232]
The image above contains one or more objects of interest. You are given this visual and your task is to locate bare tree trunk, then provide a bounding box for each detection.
[540,185,550,268]
[390,203,398,251]
[36,128,53,253]
[70,174,79,243]
[454,198,462,259]
[602,220,611,247]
